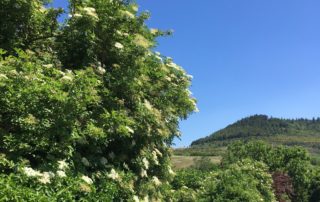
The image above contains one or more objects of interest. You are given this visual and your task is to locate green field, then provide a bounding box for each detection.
[171,155,221,170]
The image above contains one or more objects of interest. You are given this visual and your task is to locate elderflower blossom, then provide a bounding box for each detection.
[154,148,163,157]
[140,169,147,178]
[187,74,194,79]
[38,172,51,184]
[58,160,68,170]
[142,158,149,169]
[126,126,134,134]
[107,168,120,180]
[81,175,93,184]
[96,66,106,75]
[22,167,42,177]
[0,74,8,79]
[133,195,140,202]
[121,10,135,19]
[57,170,67,178]
[152,176,162,186]
[142,196,149,202]
[115,42,124,49]
[150,28,158,35]
[83,7,98,19]
[144,100,153,111]
[43,64,53,68]
[74,13,83,18]
[132,5,138,12]
[152,151,159,165]
[167,62,182,71]
[61,75,73,81]
[134,34,151,48]
[168,166,175,176]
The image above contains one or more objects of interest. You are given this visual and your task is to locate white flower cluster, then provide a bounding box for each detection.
[120,10,135,19]
[58,160,68,170]
[140,169,147,178]
[107,168,120,180]
[83,7,99,20]
[152,150,160,165]
[115,42,124,49]
[96,65,106,75]
[126,126,134,134]
[144,100,153,111]
[150,28,158,35]
[22,167,56,184]
[81,175,93,184]
[0,74,8,80]
[56,160,68,178]
[152,176,162,186]
[142,157,149,169]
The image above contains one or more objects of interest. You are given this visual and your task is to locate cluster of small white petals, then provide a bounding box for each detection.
[57,170,67,178]
[83,7,98,19]
[142,158,149,169]
[73,13,83,18]
[115,42,124,49]
[152,176,162,186]
[167,62,182,71]
[133,195,140,202]
[121,10,135,19]
[43,64,53,68]
[97,66,106,75]
[150,28,158,35]
[81,175,93,184]
[61,75,73,81]
[144,100,153,111]
[0,74,8,79]
[154,148,163,157]
[152,151,159,165]
[187,74,194,79]
[140,169,147,178]
[23,167,42,177]
[132,5,138,12]
[142,196,149,202]
[38,172,51,184]
[22,167,55,184]
[58,160,68,170]
[126,126,134,134]
[107,168,120,180]
[168,166,175,176]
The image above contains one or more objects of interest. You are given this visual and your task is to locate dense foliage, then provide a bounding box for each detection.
[171,141,320,202]
[0,0,196,200]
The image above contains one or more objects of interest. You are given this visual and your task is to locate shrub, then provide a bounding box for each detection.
[199,159,276,202]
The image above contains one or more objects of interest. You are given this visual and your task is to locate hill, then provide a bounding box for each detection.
[188,115,320,157]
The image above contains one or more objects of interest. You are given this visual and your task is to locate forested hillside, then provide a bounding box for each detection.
[191,115,320,155]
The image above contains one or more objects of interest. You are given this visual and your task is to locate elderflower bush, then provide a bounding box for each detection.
[0,0,196,200]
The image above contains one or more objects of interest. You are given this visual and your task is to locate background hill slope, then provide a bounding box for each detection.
[187,115,320,157]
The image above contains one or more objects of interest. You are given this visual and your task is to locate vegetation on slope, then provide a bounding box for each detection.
[191,115,320,156]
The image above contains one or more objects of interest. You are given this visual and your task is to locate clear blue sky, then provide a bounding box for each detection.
[52,1,320,147]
